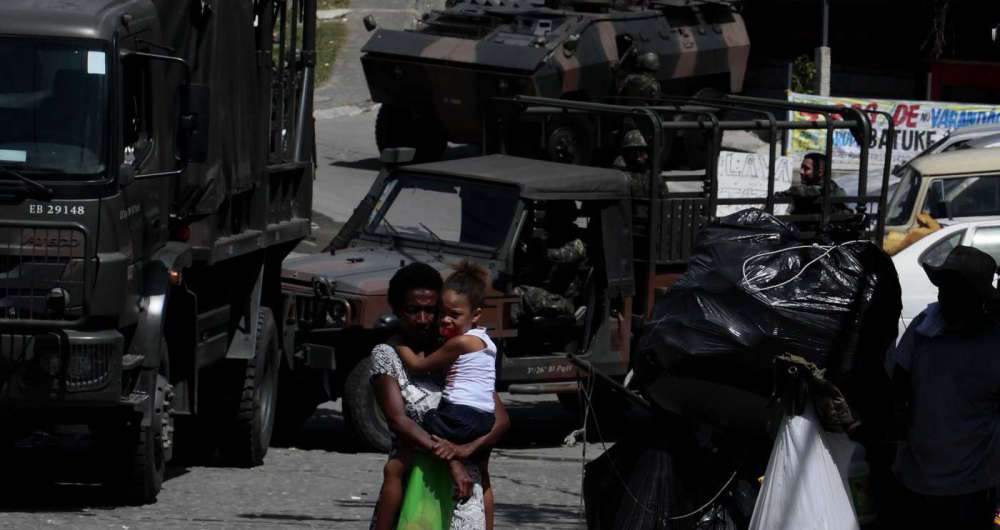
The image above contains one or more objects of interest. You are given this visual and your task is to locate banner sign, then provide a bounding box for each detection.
[786,91,1000,169]
[716,151,793,216]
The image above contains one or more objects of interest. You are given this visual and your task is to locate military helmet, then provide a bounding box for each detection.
[621,129,647,149]
[638,52,660,73]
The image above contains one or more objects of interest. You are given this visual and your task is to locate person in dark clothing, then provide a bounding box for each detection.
[614,129,651,197]
[885,245,1000,529]
[617,51,661,101]
[780,152,848,215]
[514,201,588,319]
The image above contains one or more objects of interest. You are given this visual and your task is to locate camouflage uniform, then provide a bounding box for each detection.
[781,182,849,215]
[515,238,587,319]
[614,129,651,197]
[617,52,661,100]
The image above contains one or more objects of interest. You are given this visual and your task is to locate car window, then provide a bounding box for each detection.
[886,167,921,226]
[922,174,1000,219]
[971,226,1000,265]
[942,139,974,152]
[919,230,966,268]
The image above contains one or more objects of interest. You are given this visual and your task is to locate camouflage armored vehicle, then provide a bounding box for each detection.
[361,0,750,161]
[279,95,895,452]
[0,0,316,503]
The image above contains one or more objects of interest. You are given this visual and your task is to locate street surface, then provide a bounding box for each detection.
[1,396,604,529]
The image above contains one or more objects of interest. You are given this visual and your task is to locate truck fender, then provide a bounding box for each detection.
[137,242,193,370]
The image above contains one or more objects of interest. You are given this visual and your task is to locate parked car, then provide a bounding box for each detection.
[891,219,1000,334]
[885,149,1000,238]
[893,123,1000,176]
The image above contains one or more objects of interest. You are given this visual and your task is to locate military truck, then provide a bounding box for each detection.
[280,95,895,452]
[0,0,316,503]
[360,0,750,161]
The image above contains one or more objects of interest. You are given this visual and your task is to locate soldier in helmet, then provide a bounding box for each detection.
[617,51,661,101]
[614,129,651,197]
[513,201,588,320]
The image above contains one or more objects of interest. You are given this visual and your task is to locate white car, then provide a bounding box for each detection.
[891,219,1000,334]
[895,123,1000,176]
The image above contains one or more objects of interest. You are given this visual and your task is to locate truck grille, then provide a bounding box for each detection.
[65,342,114,390]
[0,224,90,324]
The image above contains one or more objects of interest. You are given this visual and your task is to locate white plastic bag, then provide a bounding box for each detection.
[749,405,859,530]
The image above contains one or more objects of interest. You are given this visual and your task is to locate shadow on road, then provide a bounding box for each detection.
[329,144,482,172]
[0,447,192,513]
[494,501,583,526]
[273,404,362,454]
[331,157,381,171]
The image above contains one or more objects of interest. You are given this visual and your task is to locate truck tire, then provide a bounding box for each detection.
[221,307,280,467]
[343,357,392,453]
[375,104,447,163]
[106,353,173,505]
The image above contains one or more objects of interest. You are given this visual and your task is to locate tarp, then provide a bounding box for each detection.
[155,0,270,216]
[637,209,901,433]
[787,91,1000,170]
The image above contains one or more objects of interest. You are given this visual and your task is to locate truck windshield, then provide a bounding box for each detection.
[365,172,520,250]
[885,167,921,226]
[0,37,108,178]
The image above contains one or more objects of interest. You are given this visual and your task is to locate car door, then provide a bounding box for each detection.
[967,222,1000,284]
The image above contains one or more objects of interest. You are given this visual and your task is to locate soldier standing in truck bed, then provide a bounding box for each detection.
[614,129,652,197]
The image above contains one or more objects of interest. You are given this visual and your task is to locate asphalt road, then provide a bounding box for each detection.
[2,393,607,529]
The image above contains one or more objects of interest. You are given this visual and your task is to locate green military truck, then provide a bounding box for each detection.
[0,0,317,503]
[280,95,895,452]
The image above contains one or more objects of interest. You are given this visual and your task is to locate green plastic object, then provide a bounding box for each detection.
[397,453,456,530]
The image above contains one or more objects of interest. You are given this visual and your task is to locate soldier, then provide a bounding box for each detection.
[513,201,588,320]
[780,152,848,215]
[617,51,661,101]
[614,129,651,197]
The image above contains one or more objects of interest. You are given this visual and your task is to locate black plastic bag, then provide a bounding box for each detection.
[636,209,901,432]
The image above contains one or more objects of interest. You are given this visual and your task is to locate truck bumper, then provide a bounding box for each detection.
[0,329,128,417]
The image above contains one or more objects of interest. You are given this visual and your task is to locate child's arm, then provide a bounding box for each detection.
[395,335,482,373]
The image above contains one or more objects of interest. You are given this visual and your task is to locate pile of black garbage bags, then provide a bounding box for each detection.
[635,209,902,436]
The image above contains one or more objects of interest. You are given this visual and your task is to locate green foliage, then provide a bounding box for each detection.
[315,21,347,86]
[318,0,350,8]
[791,55,817,94]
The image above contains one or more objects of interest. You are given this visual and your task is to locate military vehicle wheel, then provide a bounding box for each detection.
[375,104,446,162]
[105,353,173,505]
[221,307,280,466]
[344,357,392,453]
[547,124,591,165]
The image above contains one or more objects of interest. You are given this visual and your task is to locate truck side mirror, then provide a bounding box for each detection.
[364,15,378,32]
[380,147,415,165]
[178,84,210,163]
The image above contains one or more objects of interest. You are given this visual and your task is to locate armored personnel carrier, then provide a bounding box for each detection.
[361,0,750,161]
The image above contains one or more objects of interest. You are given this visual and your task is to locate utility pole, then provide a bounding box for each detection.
[815,0,831,96]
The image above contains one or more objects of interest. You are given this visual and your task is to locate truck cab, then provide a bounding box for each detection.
[1,0,317,504]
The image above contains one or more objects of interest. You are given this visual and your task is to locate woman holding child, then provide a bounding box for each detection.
[369,261,509,530]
